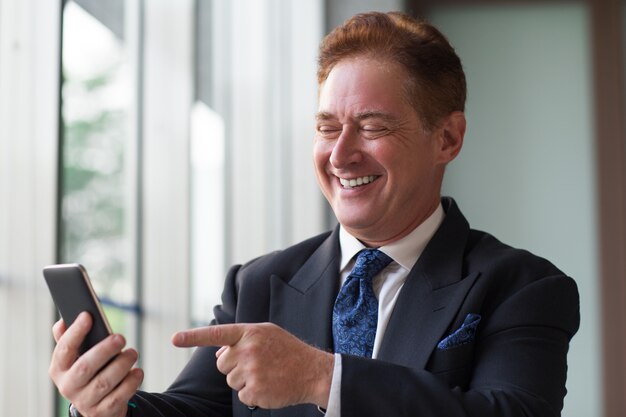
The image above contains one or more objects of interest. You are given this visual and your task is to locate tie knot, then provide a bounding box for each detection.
[351,249,393,282]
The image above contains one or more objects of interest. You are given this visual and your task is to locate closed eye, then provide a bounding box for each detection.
[362,125,386,132]
[361,125,389,138]
[316,125,342,138]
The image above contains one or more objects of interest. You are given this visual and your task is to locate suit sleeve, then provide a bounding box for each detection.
[125,265,242,417]
[340,274,580,417]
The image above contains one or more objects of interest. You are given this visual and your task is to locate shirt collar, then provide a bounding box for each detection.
[338,203,445,272]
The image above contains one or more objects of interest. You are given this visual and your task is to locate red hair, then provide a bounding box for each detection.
[318,12,466,130]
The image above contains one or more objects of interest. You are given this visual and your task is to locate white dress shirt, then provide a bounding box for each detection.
[324,204,445,416]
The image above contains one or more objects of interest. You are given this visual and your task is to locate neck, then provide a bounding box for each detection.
[350,199,441,247]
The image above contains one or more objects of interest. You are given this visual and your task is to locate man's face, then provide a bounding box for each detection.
[314,57,448,246]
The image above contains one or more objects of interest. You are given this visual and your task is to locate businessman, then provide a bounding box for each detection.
[49,11,580,417]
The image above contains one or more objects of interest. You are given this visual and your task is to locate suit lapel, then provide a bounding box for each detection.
[378,198,479,368]
[377,268,479,368]
[268,227,341,351]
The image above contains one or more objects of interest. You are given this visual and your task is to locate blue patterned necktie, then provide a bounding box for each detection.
[332,249,393,357]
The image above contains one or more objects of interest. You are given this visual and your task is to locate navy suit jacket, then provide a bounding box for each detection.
[132,197,580,417]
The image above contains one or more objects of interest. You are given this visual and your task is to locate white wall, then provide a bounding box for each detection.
[209,0,326,266]
[0,0,60,415]
[140,0,195,391]
[432,5,600,417]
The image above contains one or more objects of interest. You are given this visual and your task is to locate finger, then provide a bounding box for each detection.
[84,367,144,417]
[215,346,237,375]
[238,386,258,409]
[52,318,67,342]
[225,366,246,391]
[215,345,228,358]
[81,348,139,408]
[66,334,126,389]
[172,324,246,347]
[51,312,93,372]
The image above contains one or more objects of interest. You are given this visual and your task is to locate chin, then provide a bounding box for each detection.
[335,212,376,231]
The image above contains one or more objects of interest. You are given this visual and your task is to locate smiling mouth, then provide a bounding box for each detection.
[339,175,380,189]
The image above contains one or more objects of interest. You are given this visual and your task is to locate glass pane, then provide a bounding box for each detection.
[190,102,225,326]
[190,1,226,327]
[59,0,138,352]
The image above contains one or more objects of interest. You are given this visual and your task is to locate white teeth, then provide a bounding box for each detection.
[339,175,377,189]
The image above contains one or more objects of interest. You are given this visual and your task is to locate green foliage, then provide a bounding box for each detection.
[60,63,131,299]
[84,73,113,91]
[57,396,70,417]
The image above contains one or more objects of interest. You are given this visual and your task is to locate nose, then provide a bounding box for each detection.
[329,127,362,168]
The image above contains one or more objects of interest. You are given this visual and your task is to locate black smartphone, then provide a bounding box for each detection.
[43,263,113,355]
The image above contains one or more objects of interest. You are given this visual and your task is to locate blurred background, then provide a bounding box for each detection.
[0,0,622,416]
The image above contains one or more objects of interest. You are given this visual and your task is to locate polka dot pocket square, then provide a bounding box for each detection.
[437,313,482,350]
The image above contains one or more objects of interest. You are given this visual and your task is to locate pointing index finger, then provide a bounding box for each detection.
[172,324,246,348]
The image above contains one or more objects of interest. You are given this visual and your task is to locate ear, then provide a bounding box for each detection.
[436,111,466,164]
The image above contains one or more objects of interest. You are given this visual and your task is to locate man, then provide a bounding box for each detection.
[49,12,580,417]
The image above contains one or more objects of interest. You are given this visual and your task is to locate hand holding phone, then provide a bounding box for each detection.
[45,264,142,417]
[43,263,113,355]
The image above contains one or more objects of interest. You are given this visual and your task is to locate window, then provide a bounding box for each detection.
[59,0,142,414]
[3,1,326,415]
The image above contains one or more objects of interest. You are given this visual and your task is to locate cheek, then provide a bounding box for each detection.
[313,140,331,170]
[369,143,400,171]
[312,142,331,186]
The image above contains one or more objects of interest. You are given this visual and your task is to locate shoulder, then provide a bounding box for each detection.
[438,197,574,291]
[232,229,335,285]
[465,228,564,279]
[464,228,579,333]
[215,229,336,322]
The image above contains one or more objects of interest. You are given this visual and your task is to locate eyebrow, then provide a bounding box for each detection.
[315,112,335,121]
[315,110,399,123]
[354,111,398,123]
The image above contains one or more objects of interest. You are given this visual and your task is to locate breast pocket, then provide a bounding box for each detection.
[426,341,476,389]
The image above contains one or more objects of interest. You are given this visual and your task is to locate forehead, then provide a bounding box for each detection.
[317,57,414,119]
